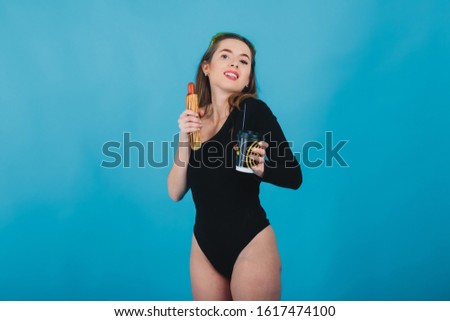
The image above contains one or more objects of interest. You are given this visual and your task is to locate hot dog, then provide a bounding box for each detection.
[186,82,201,150]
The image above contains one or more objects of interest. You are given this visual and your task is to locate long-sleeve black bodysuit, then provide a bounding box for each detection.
[186,97,302,279]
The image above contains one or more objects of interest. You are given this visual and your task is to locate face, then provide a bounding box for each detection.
[203,38,252,94]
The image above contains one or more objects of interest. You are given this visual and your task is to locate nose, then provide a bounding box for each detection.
[230,60,238,68]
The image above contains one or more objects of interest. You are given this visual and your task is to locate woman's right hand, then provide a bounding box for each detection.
[168,109,202,201]
[178,109,202,140]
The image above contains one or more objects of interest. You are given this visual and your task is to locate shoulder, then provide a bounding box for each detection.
[239,97,275,118]
[234,97,278,133]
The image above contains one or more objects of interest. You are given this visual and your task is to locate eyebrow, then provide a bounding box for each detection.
[219,48,250,60]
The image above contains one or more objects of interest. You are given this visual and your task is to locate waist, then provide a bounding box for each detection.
[193,194,261,214]
[194,201,267,231]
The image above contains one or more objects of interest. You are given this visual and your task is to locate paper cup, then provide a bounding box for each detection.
[235,130,263,173]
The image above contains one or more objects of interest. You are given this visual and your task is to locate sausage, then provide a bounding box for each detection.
[186,82,201,150]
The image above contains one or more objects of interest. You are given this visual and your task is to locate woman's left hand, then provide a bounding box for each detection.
[250,141,269,178]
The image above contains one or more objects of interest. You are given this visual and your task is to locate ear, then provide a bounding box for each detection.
[201,61,209,75]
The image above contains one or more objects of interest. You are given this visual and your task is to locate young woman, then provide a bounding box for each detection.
[168,33,302,300]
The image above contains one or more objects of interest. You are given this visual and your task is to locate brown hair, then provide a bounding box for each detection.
[195,32,257,115]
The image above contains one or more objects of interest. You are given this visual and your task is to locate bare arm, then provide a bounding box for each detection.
[167,109,202,201]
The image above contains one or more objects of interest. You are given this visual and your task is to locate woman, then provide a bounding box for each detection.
[168,33,302,300]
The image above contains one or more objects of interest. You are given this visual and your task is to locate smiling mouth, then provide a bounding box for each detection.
[224,71,239,80]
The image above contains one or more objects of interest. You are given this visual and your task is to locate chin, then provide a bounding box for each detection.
[221,83,245,94]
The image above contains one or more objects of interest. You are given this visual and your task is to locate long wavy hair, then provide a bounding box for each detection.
[195,32,257,115]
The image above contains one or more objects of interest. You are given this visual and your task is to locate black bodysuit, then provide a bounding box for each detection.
[187,98,302,279]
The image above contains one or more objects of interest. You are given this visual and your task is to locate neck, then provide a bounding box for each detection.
[208,88,231,121]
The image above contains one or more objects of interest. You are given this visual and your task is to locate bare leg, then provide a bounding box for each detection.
[230,226,281,300]
[190,234,232,300]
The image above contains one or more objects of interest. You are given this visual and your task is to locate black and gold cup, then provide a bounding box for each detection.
[235,130,263,173]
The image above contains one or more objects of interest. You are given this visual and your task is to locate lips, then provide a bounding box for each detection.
[224,70,239,80]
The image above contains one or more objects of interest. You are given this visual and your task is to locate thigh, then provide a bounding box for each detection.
[230,226,281,300]
[190,234,232,301]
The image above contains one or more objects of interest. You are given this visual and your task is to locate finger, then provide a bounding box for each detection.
[250,163,264,174]
[186,109,200,118]
[250,147,266,157]
[181,115,202,124]
[183,108,198,115]
[180,119,202,127]
[182,122,202,129]
[248,154,264,165]
[179,120,201,130]
[180,122,202,131]
[191,115,203,123]
[182,126,202,133]
[182,110,200,118]
[258,141,269,149]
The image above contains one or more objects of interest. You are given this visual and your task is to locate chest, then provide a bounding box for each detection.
[200,118,228,143]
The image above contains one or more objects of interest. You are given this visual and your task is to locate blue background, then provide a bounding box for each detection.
[1,0,449,300]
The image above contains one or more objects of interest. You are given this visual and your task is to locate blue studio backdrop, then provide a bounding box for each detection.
[1,0,449,300]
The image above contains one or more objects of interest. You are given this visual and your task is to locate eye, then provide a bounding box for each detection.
[240,60,249,65]
[220,54,228,59]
